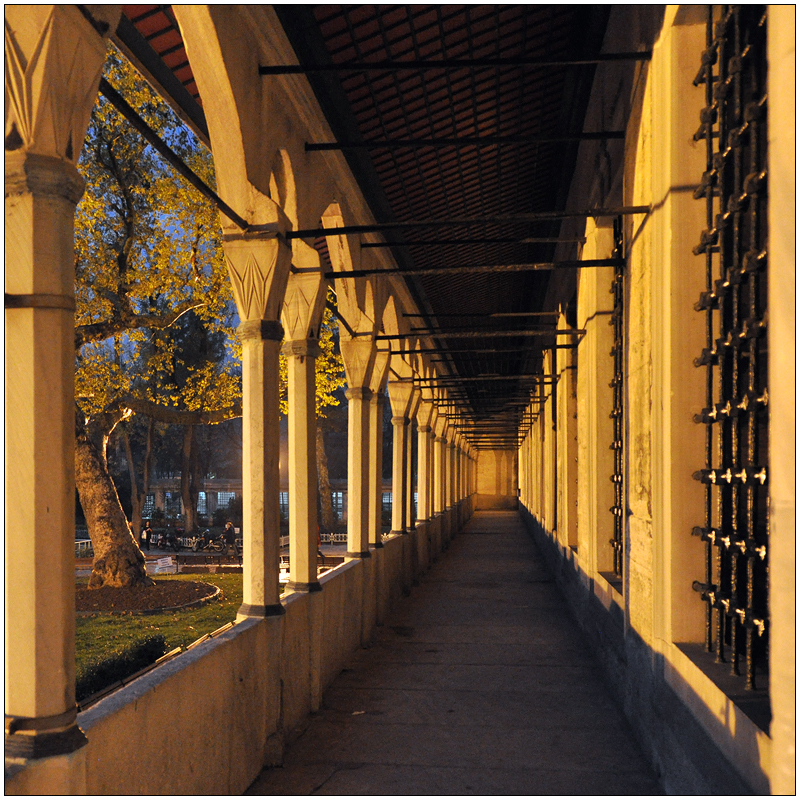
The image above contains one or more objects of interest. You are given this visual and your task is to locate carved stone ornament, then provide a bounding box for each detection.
[282,271,326,342]
[225,238,291,322]
[339,336,376,389]
[4,6,110,162]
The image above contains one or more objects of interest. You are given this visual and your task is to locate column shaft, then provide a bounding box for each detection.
[433,437,445,514]
[346,387,372,557]
[368,392,386,547]
[416,426,431,521]
[405,418,415,531]
[445,442,453,508]
[5,155,87,756]
[238,322,283,617]
[391,416,408,533]
[285,342,320,592]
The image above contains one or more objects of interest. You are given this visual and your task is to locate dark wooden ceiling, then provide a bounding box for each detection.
[119,4,628,447]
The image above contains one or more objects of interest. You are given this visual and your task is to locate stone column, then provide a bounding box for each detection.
[405,389,421,532]
[4,4,119,761]
[388,379,413,535]
[281,250,328,592]
[225,229,292,618]
[446,432,456,510]
[368,350,390,547]
[5,152,89,760]
[368,390,386,546]
[340,336,376,559]
[415,402,435,522]
[237,319,285,616]
[283,339,321,592]
[455,440,463,502]
[345,386,372,558]
[390,414,408,534]
[432,416,448,515]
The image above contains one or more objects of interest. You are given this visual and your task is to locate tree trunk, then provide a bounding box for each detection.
[121,418,153,537]
[316,424,335,531]
[121,425,142,536]
[181,424,198,533]
[76,422,152,589]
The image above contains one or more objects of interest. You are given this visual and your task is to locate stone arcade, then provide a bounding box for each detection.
[4,5,794,795]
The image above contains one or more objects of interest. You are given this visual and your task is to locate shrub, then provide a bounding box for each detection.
[76,634,167,702]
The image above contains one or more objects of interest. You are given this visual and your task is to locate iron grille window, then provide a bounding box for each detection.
[164,491,182,518]
[279,492,289,518]
[691,5,769,690]
[142,493,155,518]
[197,491,207,516]
[610,218,625,578]
[331,491,344,519]
[217,491,235,508]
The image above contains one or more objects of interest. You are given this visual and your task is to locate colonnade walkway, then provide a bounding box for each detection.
[246,511,662,795]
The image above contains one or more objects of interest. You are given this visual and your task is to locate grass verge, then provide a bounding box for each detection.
[76,573,243,680]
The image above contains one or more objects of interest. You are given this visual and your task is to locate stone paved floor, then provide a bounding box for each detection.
[245,511,662,796]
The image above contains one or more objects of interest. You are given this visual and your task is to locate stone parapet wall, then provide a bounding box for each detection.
[6,499,473,795]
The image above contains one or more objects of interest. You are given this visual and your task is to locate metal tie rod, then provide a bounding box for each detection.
[407,375,555,384]
[324,259,622,279]
[375,330,582,341]
[306,132,624,150]
[362,237,585,247]
[389,346,534,355]
[288,208,648,239]
[259,52,652,74]
[97,78,249,231]
[390,328,583,339]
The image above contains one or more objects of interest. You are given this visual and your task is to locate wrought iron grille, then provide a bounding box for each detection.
[691,5,769,690]
[609,219,625,578]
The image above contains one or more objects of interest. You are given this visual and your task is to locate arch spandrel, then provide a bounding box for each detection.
[174,6,293,225]
[381,293,407,339]
[322,203,376,335]
[294,157,339,232]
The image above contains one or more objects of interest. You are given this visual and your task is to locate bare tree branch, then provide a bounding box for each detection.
[120,397,242,425]
[75,300,207,348]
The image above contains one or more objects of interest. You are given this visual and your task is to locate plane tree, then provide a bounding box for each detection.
[74,48,234,588]
[76,48,346,589]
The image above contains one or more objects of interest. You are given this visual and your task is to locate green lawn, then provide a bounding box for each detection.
[75,573,243,677]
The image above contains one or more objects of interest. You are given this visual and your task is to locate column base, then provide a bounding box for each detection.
[237,602,285,619]
[370,540,384,549]
[346,550,371,559]
[390,529,407,537]
[285,581,322,593]
[4,723,87,760]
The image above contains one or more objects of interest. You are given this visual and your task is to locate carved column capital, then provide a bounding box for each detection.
[224,233,292,322]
